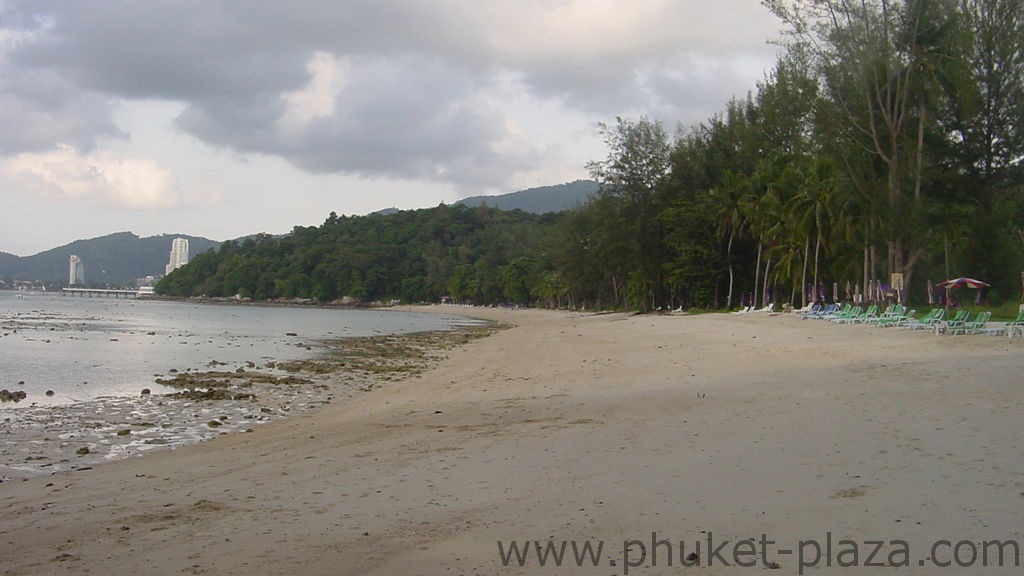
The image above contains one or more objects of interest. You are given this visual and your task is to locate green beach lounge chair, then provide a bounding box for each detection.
[942,309,972,334]
[905,308,945,330]
[951,311,991,335]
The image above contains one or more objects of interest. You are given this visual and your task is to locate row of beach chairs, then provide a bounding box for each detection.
[795,302,1024,336]
[733,303,777,314]
[798,303,921,327]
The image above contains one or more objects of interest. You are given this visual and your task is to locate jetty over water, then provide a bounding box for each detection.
[62,287,154,298]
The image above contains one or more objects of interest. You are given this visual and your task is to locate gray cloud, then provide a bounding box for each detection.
[8,2,309,100]
[0,60,122,154]
[1,0,780,191]
[171,53,518,188]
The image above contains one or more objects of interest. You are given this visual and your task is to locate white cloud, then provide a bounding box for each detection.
[278,51,349,134]
[3,144,184,210]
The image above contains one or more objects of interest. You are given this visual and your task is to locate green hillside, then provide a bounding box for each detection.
[0,232,221,287]
[158,205,561,304]
[456,180,598,213]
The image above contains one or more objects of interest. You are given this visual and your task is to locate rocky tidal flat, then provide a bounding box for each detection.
[0,324,500,481]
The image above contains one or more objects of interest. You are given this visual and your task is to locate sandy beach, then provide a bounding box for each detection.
[1,306,1022,575]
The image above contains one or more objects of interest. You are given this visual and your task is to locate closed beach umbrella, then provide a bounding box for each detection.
[927,279,934,304]
[845,280,852,301]
[833,282,839,302]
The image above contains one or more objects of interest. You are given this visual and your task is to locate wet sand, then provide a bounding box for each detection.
[1,307,1022,575]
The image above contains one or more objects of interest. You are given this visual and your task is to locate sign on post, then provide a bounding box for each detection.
[890,273,904,291]
[890,273,904,301]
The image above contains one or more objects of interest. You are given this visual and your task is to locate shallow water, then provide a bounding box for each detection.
[0,292,475,406]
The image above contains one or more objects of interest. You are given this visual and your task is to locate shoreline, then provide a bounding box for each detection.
[0,294,490,407]
[2,307,1021,575]
[0,320,501,482]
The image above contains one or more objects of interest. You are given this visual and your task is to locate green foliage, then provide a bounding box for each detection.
[543,1,1023,310]
[158,205,559,306]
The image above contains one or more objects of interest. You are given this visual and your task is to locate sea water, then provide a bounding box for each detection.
[0,291,475,407]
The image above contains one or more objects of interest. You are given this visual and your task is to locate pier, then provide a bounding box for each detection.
[62,288,152,298]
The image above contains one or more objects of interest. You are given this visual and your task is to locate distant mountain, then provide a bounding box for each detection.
[0,232,221,286]
[455,180,599,213]
[0,252,18,269]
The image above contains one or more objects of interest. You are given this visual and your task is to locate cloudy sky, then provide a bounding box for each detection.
[0,1,781,256]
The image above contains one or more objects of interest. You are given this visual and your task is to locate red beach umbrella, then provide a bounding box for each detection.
[936,277,990,289]
[936,277,990,308]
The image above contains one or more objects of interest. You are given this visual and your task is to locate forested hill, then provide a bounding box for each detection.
[0,252,17,270]
[455,180,598,213]
[0,232,221,286]
[157,205,565,305]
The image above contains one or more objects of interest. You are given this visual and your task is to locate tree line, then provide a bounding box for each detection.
[564,0,1024,309]
[158,206,568,306]
[160,0,1024,310]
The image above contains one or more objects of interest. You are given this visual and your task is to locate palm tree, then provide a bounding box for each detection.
[713,171,752,309]
[741,181,785,307]
[786,158,839,306]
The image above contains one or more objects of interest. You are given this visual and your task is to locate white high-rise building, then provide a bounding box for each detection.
[69,255,85,286]
[165,238,190,275]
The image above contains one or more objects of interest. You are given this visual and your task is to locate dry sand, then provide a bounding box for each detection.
[1,307,1022,575]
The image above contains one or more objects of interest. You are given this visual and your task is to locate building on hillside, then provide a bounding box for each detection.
[69,255,85,286]
[165,238,189,275]
[136,275,162,287]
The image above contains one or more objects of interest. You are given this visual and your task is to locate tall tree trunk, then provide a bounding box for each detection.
[870,244,879,301]
[754,240,763,310]
[813,231,822,298]
[801,236,810,306]
[915,100,926,201]
[863,243,870,302]
[944,232,950,279]
[726,228,736,309]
